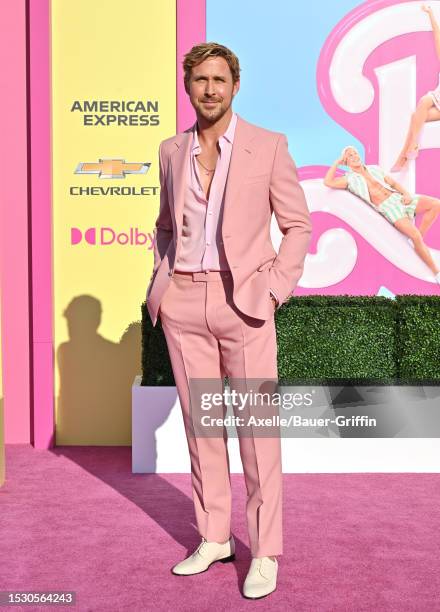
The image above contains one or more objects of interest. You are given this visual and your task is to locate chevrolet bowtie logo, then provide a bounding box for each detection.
[75,158,151,179]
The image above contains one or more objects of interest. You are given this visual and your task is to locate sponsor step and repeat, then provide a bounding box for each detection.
[51,0,176,444]
[49,0,440,445]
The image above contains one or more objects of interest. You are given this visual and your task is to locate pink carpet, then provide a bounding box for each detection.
[1,445,439,611]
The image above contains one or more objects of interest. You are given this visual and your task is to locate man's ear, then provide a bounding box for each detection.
[232,79,240,97]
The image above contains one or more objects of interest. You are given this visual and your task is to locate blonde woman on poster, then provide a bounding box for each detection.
[392,4,440,171]
[324,146,440,282]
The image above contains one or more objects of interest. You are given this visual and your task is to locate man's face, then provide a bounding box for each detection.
[344,147,362,169]
[186,56,240,123]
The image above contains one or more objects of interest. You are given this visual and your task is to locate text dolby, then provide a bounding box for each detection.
[70,227,155,247]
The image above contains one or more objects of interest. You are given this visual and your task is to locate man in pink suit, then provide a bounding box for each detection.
[146,42,311,599]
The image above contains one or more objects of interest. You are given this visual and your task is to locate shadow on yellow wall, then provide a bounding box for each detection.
[56,295,141,445]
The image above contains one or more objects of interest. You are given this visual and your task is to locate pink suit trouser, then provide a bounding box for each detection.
[158,269,283,558]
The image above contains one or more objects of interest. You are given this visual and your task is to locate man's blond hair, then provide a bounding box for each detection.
[183,42,241,91]
[341,145,359,164]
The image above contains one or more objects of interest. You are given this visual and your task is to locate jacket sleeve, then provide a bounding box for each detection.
[152,142,174,275]
[268,134,312,306]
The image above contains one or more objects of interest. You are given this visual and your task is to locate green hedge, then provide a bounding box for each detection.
[276,296,397,384]
[396,295,440,383]
[141,302,174,386]
[141,295,440,385]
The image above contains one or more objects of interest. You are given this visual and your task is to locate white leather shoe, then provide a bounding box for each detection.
[171,536,235,576]
[243,556,278,599]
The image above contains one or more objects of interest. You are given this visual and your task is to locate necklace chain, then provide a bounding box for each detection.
[196,156,215,174]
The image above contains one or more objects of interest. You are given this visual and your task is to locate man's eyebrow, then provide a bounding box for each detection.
[193,74,227,79]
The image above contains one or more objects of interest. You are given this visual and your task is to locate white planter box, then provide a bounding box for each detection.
[132,377,440,473]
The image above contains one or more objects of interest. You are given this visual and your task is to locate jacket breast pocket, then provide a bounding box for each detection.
[243,173,270,185]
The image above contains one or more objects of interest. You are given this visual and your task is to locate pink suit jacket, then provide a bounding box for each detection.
[146,113,312,327]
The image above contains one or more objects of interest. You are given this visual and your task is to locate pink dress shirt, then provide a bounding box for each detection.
[175,112,279,305]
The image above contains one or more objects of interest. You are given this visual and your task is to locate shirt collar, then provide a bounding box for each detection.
[192,112,237,152]
[223,111,237,143]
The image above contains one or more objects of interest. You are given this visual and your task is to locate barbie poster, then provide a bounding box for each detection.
[208,0,440,295]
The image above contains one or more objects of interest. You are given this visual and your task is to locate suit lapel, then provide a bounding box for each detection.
[222,115,256,230]
[170,127,193,236]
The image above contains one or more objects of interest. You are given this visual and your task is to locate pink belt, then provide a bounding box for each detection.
[173,270,231,282]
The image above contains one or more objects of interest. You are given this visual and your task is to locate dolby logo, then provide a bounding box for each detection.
[71,227,155,249]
